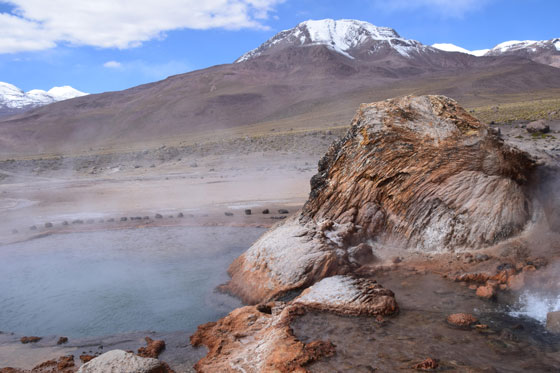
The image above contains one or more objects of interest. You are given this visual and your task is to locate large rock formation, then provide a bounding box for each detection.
[224,95,536,303]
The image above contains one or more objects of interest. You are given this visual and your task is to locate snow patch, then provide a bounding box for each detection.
[432,43,473,54]
[431,43,489,57]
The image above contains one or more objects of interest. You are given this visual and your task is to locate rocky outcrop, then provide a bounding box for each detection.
[192,275,396,372]
[224,95,536,303]
[77,350,169,373]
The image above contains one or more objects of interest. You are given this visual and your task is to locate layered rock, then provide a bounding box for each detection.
[293,275,398,316]
[224,95,536,303]
[192,276,396,372]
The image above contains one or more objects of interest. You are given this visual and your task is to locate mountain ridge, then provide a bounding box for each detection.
[0,82,87,117]
[1,18,559,157]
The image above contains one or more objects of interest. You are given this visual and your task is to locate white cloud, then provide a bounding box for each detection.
[103,60,122,69]
[0,0,284,53]
[374,0,492,18]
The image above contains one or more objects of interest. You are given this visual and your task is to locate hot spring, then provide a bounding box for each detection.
[0,226,265,338]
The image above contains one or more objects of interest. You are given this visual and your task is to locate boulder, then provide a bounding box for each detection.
[526,120,550,134]
[546,311,560,333]
[77,350,166,373]
[224,96,536,303]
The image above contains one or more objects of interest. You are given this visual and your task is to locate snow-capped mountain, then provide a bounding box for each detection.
[432,38,560,67]
[486,38,560,55]
[0,82,87,117]
[236,19,434,62]
[431,43,489,57]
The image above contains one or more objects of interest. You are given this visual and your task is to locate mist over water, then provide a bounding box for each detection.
[0,226,265,337]
[509,291,560,323]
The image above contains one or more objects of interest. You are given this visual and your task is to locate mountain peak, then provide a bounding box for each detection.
[0,82,88,116]
[236,18,426,62]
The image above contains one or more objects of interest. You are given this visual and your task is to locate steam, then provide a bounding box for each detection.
[510,291,560,323]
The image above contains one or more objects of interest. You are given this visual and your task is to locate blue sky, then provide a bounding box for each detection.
[1,0,558,93]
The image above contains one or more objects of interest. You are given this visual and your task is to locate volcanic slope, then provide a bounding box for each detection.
[1,19,560,157]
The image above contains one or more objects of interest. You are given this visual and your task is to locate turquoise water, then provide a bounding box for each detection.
[0,226,264,337]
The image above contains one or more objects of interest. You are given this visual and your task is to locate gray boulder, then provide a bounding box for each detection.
[546,311,560,333]
[77,350,166,373]
[526,120,550,134]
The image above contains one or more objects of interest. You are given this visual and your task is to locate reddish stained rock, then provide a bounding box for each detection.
[191,304,335,373]
[56,337,68,345]
[1,355,76,373]
[447,313,478,327]
[20,336,41,344]
[192,275,396,372]
[413,358,439,370]
[476,284,496,299]
[137,337,165,359]
[78,356,95,364]
[454,273,491,284]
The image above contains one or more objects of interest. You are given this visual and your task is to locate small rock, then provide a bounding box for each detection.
[413,357,439,370]
[348,243,375,265]
[278,209,289,214]
[120,217,128,221]
[29,225,37,231]
[137,337,165,358]
[225,212,234,217]
[262,209,270,214]
[20,336,41,344]
[80,354,96,363]
[177,212,184,218]
[447,313,478,327]
[546,311,560,333]
[57,336,69,345]
[44,222,53,228]
[475,253,489,262]
[244,209,252,215]
[155,214,163,219]
[476,284,496,299]
[391,256,402,264]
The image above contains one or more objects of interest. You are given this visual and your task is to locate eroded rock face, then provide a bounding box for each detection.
[224,95,536,303]
[193,275,396,372]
